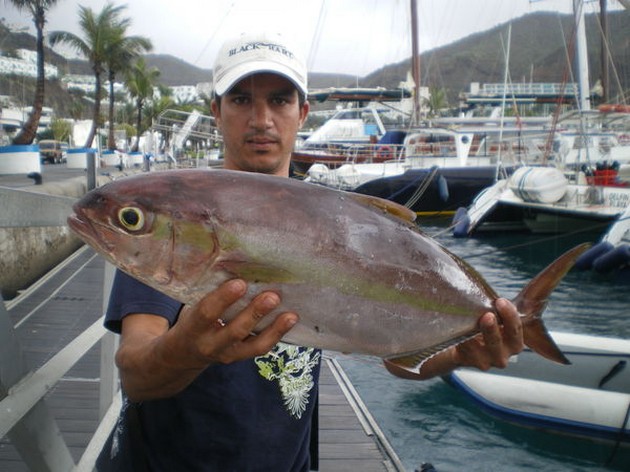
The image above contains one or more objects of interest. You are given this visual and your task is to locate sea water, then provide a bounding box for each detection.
[337,223,630,471]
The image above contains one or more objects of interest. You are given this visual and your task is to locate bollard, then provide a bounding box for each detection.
[87,150,97,190]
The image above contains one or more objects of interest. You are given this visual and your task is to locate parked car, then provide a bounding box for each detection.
[39,140,67,164]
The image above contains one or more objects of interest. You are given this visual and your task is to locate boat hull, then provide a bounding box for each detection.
[354,166,507,216]
[445,332,630,445]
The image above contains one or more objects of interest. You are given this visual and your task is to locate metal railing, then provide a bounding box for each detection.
[0,182,120,471]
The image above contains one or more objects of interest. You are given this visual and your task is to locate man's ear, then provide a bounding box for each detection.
[299,100,310,128]
[211,99,221,125]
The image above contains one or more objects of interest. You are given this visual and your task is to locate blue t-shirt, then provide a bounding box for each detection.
[100,270,321,472]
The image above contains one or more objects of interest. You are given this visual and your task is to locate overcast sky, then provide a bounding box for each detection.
[1,0,625,76]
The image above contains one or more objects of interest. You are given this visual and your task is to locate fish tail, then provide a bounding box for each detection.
[512,242,591,365]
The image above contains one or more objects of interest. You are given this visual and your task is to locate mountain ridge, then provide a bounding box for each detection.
[1,9,628,105]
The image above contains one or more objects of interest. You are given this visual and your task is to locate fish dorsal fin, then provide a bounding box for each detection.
[349,193,417,222]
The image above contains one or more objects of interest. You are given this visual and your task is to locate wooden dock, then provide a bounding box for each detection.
[0,245,403,471]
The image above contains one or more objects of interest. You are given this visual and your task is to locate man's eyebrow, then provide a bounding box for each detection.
[270,88,297,97]
[226,87,296,97]
[225,87,250,96]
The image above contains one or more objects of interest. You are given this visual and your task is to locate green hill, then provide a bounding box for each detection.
[1,9,628,113]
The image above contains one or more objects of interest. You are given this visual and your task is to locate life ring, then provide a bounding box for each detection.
[376,146,394,160]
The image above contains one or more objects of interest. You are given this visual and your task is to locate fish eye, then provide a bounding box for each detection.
[118,206,145,232]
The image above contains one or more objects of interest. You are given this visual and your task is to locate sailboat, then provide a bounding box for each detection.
[302,1,545,216]
[452,0,630,236]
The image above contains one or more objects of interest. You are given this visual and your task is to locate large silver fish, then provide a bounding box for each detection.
[68,169,587,378]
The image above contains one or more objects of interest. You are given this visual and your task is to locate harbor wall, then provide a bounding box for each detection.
[1,171,135,300]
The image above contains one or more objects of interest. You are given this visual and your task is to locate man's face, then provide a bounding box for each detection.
[211,73,309,176]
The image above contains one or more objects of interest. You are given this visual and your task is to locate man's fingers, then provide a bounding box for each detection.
[226,291,281,340]
[478,312,506,367]
[192,279,247,325]
[235,312,299,359]
[494,298,524,353]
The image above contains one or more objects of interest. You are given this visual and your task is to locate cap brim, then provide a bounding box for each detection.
[214,60,307,96]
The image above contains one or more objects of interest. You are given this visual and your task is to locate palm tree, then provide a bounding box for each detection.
[425,86,449,117]
[9,0,60,145]
[104,25,152,150]
[125,57,160,152]
[49,2,128,148]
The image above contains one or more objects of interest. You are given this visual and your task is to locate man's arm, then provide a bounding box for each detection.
[115,279,297,402]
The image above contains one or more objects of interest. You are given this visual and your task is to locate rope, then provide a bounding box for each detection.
[606,399,630,466]
[387,166,440,210]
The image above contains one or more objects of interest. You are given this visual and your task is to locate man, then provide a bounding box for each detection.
[97,32,523,471]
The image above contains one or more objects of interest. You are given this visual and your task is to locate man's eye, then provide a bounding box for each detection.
[232,96,250,105]
[273,96,291,105]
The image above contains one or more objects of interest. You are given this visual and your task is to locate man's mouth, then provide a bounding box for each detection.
[247,138,277,151]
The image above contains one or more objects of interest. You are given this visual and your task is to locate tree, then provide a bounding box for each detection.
[424,86,449,117]
[9,0,60,145]
[50,116,72,142]
[125,57,160,152]
[104,23,152,150]
[49,2,129,148]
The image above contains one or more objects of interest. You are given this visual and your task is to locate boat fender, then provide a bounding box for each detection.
[452,207,470,238]
[593,244,630,274]
[438,174,449,202]
[574,241,614,270]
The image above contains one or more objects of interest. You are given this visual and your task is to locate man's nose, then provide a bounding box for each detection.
[249,101,273,129]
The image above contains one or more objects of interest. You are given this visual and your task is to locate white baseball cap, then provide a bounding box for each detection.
[213,32,308,96]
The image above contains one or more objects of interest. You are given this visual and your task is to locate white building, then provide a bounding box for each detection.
[0,49,58,79]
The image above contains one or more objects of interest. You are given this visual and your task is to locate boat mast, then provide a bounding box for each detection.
[599,0,609,103]
[410,0,421,124]
[574,0,591,111]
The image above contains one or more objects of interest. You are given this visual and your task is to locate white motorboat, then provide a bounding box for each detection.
[453,165,630,236]
[445,331,630,445]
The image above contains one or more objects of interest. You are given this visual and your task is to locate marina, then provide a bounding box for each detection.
[1,0,629,469]
[1,164,629,471]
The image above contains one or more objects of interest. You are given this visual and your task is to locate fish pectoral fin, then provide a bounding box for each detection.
[349,193,417,222]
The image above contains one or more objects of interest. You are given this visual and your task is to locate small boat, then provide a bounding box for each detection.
[445,331,630,445]
[453,165,630,236]
[292,88,411,176]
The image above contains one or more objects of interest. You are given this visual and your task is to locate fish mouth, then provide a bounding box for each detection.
[67,206,115,254]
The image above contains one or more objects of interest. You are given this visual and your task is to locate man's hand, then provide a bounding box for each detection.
[412,298,524,380]
[451,298,524,370]
[177,279,298,366]
[117,279,298,401]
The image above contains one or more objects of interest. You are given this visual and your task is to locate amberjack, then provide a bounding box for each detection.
[68,169,588,378]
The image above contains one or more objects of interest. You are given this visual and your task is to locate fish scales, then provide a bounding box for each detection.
[68,169,587,378]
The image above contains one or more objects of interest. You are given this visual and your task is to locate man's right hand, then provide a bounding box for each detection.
[177,278,298,366]
[116,279,298,401]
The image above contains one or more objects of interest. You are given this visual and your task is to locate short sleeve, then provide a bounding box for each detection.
[104,270,182,334]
